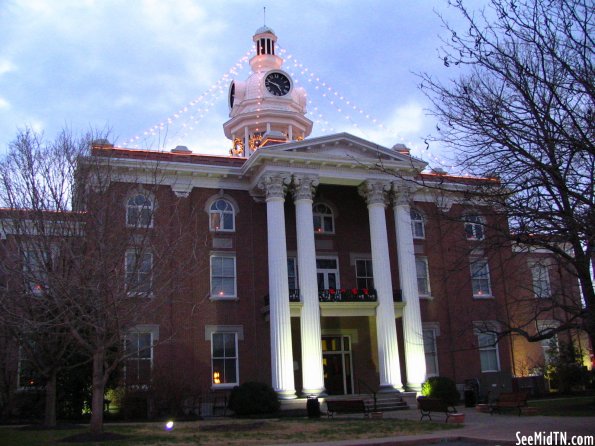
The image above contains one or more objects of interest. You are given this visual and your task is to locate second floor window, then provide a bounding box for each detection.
[209,199,235,232]
[125,249,153,294]
[415,257,430,296]
[531,262,551,298]
[127,194,154,228]
[313,203,334,234]
[211,255,236,298]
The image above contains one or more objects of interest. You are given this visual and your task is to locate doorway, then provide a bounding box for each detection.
[322,335,353,395]
[316,257,339,290]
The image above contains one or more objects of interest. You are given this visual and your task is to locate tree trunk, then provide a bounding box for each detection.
[43,370,57,427]
[89,350,105,434]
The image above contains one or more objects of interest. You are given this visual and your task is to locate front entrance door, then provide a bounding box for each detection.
[317,257,339,290]
[322,335,353,395]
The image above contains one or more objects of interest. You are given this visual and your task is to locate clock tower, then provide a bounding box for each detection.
[223,26,313,157]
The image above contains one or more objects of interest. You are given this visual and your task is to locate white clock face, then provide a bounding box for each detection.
[265,72,291,96]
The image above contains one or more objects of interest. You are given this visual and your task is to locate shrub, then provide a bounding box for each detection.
[421,376,459,405]
[228,382,280,416]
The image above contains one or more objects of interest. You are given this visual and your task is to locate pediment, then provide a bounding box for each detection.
[253,132,426,170]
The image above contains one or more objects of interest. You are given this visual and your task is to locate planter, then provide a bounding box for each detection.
[476,404,490,413]
[449,413,465,423]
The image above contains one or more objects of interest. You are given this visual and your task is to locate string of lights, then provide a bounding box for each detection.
[121,43,461,173]
[121,48,253,150]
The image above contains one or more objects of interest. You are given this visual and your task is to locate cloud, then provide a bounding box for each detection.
[0,60,16,76]
[0,97,10,110]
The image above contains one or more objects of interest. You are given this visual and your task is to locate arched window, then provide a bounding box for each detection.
[313,203,334,234]
[411,209,425,239]
[210,199,235,232]
[126,194,154,228]
[464,214,485,240]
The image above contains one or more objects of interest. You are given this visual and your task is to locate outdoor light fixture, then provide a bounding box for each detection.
[165,420,174,431]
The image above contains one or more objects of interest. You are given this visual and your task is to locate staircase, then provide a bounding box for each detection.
[364,392,409,412]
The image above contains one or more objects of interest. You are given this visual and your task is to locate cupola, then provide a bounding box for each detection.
[223,27,313,157]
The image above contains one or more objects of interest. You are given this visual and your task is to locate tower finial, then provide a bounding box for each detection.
[263,6,266,26]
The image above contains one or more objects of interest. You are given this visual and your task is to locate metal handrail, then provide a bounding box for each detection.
[356,378,377,411]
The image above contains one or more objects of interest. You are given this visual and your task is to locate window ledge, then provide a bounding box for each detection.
[473,295,494,300]
[209,296,239,302]
[419,295,434,300]
[211,383,237,390]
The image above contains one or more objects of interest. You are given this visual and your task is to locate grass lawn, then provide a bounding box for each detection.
[0,417,460,446]
[529,396,595,416]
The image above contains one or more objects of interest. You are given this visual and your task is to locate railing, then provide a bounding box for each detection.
[318,288,377,302]
[356,378,377,411]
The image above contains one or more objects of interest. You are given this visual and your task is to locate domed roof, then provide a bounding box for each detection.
[254,25,275,36]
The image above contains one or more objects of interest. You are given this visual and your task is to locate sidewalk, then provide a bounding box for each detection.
[277,406,595,446]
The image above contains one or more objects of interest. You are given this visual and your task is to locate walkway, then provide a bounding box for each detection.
[278,405,595,446]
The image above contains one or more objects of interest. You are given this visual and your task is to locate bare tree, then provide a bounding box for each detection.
[419,0,594,345]
[0,128,195,433]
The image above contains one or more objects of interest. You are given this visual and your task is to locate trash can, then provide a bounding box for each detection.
[464,379,479,407]
[306,396,321,418]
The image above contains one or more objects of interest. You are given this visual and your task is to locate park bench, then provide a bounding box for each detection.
[417,397,458,422]
[489,391,529,416]
[326,399,368,418]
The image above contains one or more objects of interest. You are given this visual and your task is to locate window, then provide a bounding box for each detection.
[210,255,236,298]
[355,259,374,289]
[411,209,425,239]
[17,347,41,389]
[209,199,235,232]
[211,332,238,387]
[423,328,439,377]
[22,248,49,295]
[125,331,154,387]
[125,249,153,294]
[536,320,559,364]
[287,257,297,290]
[531,262,551,298]
[415,257,430,296]
[313,203,334,234]
[470,258,492,297]
[477,332,500,372]
[126,194,154,228]
[464,215,485,240]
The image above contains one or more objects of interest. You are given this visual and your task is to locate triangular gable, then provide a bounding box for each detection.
[253,132,426,170]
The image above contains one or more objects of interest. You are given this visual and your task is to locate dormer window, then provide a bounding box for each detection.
[209,199,235,232]
[313,203,334,234]
[464,214,485,240]
[126,194,154,228]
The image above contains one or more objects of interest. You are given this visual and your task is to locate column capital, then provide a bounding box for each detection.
[359,180,390,206]
[258,173,292,200]
[292,175,319,202]
[392,179,419,207]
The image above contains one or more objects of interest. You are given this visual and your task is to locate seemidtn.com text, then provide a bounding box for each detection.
[516,432,594,445]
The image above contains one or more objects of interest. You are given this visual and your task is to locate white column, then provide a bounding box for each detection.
[293,175,325,396]
[359,181,403,392]
[260,173,296,399]
[393,185,426,391]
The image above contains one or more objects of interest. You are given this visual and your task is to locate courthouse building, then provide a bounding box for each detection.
[4,26,590,409]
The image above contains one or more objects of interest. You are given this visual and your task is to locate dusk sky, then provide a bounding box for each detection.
[0,0,483,170]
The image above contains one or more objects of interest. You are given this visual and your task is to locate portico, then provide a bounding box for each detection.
[248,134,427,398]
